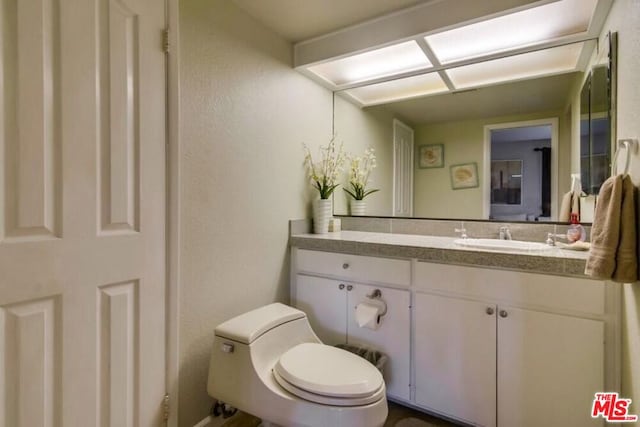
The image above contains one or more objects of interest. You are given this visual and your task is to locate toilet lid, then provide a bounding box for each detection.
[274,343,384,398]
[273,368,385,407]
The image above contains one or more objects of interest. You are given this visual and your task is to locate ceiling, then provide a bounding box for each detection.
[232,0,432,42]
[232,0,609,124]
[366,72,578,125]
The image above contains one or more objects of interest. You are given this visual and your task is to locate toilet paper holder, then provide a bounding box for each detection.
[366,289,387,317]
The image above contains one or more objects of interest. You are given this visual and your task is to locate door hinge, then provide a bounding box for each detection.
[163,393,170,421]
[162,29,170,54]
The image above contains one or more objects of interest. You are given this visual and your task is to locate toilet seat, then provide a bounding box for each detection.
[273,343,385,406]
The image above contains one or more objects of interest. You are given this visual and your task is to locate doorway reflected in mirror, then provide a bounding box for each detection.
[489,124,552,222]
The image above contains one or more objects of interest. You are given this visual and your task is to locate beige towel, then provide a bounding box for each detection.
[559,191,572,222]
[571,191,581,219]
[585,175,638,282]
[559,191,581,223]
[585,176,623,279]
[613,176,637,282]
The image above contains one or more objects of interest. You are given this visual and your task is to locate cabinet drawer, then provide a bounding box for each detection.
[296,249,410,287]
[415,262,605,315]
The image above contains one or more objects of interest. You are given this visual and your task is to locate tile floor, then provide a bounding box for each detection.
[220,401,462,426]
[384,401,461,426]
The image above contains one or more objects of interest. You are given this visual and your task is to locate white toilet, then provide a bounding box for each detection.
[207,303,388,427]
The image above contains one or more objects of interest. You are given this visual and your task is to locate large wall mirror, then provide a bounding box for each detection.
[332,36,618,224]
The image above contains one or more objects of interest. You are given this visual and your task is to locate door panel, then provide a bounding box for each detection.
[0,0,166,426]
[414,292,497,427]
[98,0,141,233]
[0,297,61,427]
[2,0,61,240]
[98,281,139,427]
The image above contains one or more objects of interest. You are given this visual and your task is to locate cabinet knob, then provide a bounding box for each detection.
[338,284,345,290]
[486,307,495,315]
[342,263,350,269]
[499,310,508,318]
[347,285,353,291]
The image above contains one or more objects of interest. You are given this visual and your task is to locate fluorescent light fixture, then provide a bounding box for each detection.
[446,43,584,89]
[425,0,597,64]
[345,72,448,106]
[306,41,431,86]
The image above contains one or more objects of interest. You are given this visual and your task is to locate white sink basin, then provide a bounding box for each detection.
[454,238,552,253]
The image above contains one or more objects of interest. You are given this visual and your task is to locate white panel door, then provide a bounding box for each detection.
[346,284,410,401]
[393,119,414,217]
[414,292,497,427]
[498,306,604,427]
[0,0,166,426]
[294,275,347,345]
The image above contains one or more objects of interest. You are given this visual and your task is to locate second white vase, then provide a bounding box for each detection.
[350,199,366,216]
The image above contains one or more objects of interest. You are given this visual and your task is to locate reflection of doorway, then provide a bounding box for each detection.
[393,119,414,217]
[483,119,558,221]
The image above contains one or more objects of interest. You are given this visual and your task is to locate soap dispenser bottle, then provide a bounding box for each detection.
[566,213,586,243]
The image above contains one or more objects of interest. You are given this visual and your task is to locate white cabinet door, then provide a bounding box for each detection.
[414,292,497,427]
[498,306,604,427]
[294,275,346,345]
[347,284,410,400]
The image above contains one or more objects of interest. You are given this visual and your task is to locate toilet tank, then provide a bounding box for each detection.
[207,303,320,402]
[213,303,306,344]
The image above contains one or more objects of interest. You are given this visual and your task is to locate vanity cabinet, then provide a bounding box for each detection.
[414,262,609,427]
[292,249,411,400]
[290,244,618,427]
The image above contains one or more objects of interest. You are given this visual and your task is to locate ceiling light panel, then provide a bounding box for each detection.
[446,43,584,89]
[425,0,597,64]
[306,41,431,86]
[345,72,448,106]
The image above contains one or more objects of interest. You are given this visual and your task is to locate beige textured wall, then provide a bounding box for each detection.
[176,1,640,424]
[565,0,640,406]
[178,1,333,425]
[333,98,395,216]
[597,0,640,409]
[413,111,567,219]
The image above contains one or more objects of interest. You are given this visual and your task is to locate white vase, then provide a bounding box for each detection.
[313,198,333,234]
[350,199,366,216]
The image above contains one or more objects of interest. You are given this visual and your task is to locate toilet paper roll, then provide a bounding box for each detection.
[355,302,382,330]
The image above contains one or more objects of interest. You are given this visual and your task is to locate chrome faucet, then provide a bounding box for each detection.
[454,222,468,239]
[499,226,512,240]
[546,233,567,246]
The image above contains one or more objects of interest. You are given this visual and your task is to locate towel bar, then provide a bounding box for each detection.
[612,138,638,176]
[570,173,582,194]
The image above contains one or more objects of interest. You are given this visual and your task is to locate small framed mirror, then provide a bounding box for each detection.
[580,31,617,194]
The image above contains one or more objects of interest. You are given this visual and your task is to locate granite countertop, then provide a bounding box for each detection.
[290,231,591,278]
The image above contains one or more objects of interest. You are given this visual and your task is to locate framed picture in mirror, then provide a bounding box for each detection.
[418,144,444,168]
[450,162,479,190]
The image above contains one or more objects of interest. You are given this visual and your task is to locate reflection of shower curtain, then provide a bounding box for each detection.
[535,147,551,217]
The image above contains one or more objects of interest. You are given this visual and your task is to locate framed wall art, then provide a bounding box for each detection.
[418,144,444,168]
[450,162,479,190]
